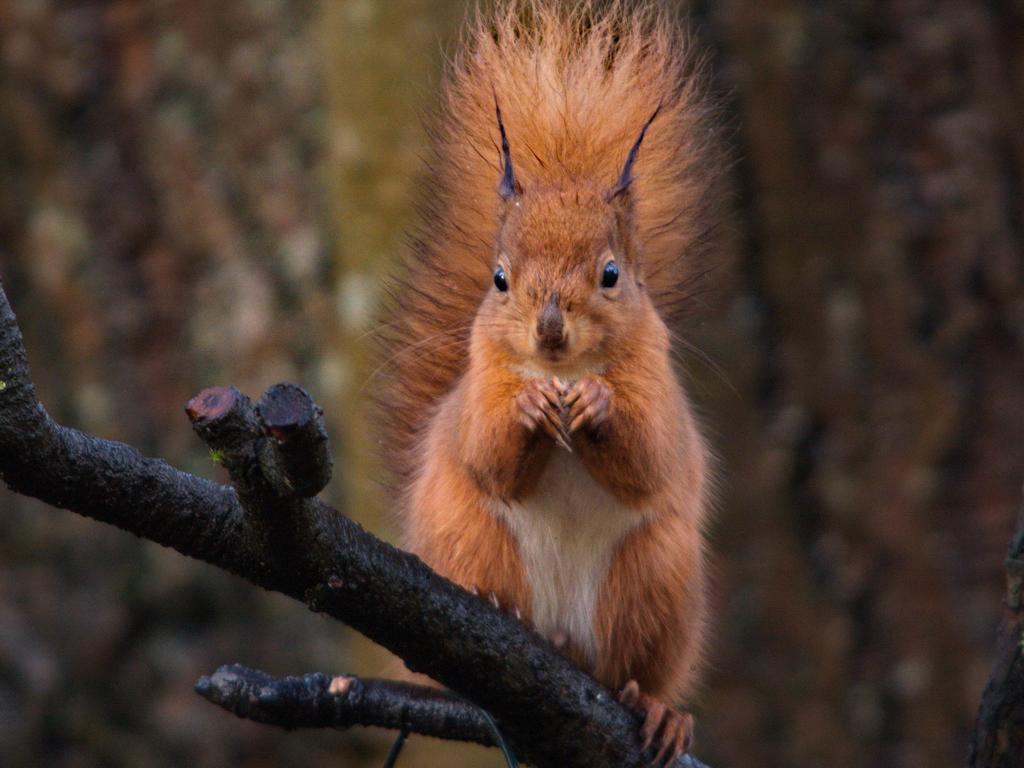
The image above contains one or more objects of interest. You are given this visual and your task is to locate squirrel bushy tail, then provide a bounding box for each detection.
[376,0,722,494]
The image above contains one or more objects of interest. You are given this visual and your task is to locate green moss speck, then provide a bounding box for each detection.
[0,380,7,392]
[209,449,225,465]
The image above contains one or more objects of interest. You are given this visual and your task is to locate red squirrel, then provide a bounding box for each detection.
[375,2,722,763]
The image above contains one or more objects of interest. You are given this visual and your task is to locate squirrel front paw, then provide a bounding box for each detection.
[516,378,572,451]
[561,375,612,435]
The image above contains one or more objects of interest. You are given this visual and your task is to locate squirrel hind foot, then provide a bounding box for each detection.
[618,679,694,766]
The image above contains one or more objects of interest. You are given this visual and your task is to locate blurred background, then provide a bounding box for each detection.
[1,1,1022,766]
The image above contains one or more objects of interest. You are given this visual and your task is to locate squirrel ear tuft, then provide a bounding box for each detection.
[607,101,663,202]
[495,99,522,200]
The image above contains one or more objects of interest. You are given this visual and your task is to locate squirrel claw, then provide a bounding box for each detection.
[564,375,612,435]
[472,588,530,628]
[619,679,641,707]
[517,379,573,451]
[618,680,694,766]
[539,408,572,451]
[551,425,573,452]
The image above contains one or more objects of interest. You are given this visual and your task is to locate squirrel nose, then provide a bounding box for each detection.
[536,292,565,351]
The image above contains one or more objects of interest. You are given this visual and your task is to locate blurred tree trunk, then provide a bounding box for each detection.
[1,1,1023,768]
[0,2,360,766]
[696,1,1024,766]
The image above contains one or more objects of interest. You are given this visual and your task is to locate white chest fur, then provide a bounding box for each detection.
[494,450,645,666]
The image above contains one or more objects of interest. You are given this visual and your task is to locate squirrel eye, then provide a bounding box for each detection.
[601,260,619,288]
[493,266,509,292]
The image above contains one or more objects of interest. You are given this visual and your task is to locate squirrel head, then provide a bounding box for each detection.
[475,104,663,375]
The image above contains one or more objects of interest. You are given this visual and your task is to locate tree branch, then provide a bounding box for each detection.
[195,664,499,746]
[0,279,710,768]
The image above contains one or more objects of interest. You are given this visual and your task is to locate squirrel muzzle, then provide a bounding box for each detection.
[536,291,566,352]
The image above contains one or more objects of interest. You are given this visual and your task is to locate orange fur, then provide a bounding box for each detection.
[374,0,722,715]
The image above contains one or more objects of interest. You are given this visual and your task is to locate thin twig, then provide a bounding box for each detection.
[195,665,497,746]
